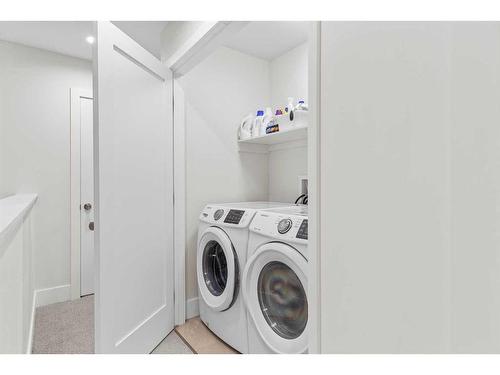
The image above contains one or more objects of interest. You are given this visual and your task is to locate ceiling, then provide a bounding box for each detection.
[111,21,168,59]
[223,21,309,60]
[0,21,168,60]
[0,21,308,63]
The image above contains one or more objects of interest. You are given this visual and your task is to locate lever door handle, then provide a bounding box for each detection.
[89,222,94,231]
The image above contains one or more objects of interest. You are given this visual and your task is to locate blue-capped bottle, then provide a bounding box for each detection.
[252,110,264,137]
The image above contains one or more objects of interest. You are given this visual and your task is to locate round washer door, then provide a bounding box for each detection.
[197,227,238,312]
[242,242,308,353]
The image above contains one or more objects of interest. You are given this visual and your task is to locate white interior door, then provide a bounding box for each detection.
[93,21,174,354]
[80,97,95,296]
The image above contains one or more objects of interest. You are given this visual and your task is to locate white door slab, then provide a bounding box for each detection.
[93,21,174,353]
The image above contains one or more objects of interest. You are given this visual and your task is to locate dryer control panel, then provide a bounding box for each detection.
[250,211,308,245]
[199,205,255,228]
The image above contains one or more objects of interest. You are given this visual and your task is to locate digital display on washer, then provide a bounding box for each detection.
[296,219,308,240]
[223,209,245,224]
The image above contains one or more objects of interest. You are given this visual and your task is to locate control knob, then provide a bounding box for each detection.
[277,218,293,234]
[214,209,224,221]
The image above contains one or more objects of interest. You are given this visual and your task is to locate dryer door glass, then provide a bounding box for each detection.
[202,240,228,296]
[257,261,308,340]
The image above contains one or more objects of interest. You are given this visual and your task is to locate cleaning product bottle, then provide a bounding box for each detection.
[253,110,264,137]
[285,97,294,114]
[261,107,273,136]
[294,100,309,128]
[286,97,295,123]
[266,118,279,134]
[238,113,254,140]
[295,100,308,111]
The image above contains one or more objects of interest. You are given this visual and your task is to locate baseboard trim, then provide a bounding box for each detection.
[186,297,199,319]
[35,284,71,308]
[26,291,36,354]
[27,284,73,354]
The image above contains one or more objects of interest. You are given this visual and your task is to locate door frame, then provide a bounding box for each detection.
[70,88,94,300]
[307,21,321,354]
[166,22,247,326]
[173,80,187,325]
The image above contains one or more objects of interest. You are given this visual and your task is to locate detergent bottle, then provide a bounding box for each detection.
[261,107,273,136]
[293,100,309,128]
[238,113,254,140]
[295,100,308,111]
[253,110,264,137]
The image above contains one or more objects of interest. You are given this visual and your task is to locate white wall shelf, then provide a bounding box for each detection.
[238,125,308,153]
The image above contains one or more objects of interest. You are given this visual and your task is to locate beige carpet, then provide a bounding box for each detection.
[32,295,94,354]
[32,296,233,354]
[175,318,239,354]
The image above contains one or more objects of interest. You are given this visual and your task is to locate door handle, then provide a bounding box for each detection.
[83,203,92,211]
[89,222,94,231]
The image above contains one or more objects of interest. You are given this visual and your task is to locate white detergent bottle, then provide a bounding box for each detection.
[253,110,264,137]
[262,107,273,136]
[295,100,308,111]
[238,113,254,140]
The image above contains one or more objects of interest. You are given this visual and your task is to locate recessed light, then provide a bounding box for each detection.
[86,36,95,45]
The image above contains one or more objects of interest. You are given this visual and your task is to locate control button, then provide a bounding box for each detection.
[213,209,224,221]
[277,218,293,234]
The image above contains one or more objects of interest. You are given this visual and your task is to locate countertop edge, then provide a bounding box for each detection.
[0,194,38,251]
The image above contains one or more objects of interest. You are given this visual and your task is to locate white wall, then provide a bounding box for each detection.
[449,22,500,353]
[177,47,271,299]
[0,195,36,354]
[318,21,500,354]
[0,224,26,353]
[0,41,92,298]
[319,22,451,353]
[160,21,209,63]
[268,43,308,203]
[270,43,308,111]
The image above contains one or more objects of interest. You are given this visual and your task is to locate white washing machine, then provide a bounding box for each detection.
[242,205,308,354]
[197,202,294,353]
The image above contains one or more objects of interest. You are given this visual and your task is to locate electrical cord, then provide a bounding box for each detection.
[295,194,306,205]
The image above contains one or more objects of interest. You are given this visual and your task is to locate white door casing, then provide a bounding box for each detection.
[93,21,174,353]
[70,89,94,300]
[80,97,95,296]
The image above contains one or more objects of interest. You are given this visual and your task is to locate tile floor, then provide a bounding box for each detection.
[175,318,239,354]
[152,331,193,354]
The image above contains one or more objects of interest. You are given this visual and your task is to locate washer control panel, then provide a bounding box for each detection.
[224,209,245,224]
[200,205,254,227]
[250,211,308,244]
[296,219,308,240]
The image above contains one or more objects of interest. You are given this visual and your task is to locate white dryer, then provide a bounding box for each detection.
[197,202,294,353]
[242,205,308,354]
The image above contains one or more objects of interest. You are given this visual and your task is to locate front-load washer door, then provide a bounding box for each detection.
[243,242,308,353]
[197,227,238,312]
